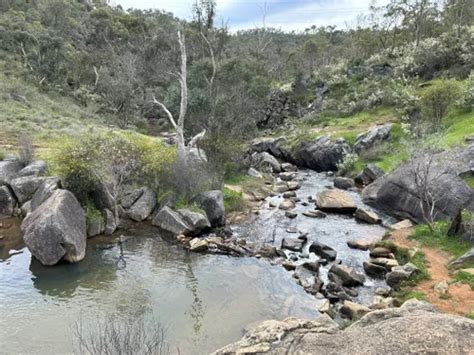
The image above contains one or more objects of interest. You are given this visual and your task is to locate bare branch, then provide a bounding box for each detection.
[152,95,178,130]
[188,129,206,148]
[200,32,216,86]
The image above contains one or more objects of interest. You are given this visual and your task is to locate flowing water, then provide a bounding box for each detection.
[0,170,389,354]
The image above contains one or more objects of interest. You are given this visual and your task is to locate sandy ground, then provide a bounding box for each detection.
[390,228,474,316]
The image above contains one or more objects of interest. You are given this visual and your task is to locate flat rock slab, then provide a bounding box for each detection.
[314,189,356,213]
[281,238,305,252]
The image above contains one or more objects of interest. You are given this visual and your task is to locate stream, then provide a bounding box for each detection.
[0,169,389,354]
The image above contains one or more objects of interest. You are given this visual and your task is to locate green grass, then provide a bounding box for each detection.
[410,221,471,258]
[224,173,249,185]
[464,175,474,189]
[466,312,474,320]
[223,187,246,213]
[441,110,474,147]
[395,290,427,303]
[452,271,474,290]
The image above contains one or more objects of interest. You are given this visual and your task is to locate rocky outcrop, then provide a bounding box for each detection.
[309,241,337,261]
[449,247,474,268]
[355,163,384,186]
[251,137,295,163]
[329,264,365,287]
[9,176,53,205]
[0,159,23,185]
[258,89,298,128]
[362,157,474,223]
[354,124,392,153]
[152,206,210,236]
[192,190,225,227]
[293,136,351,172]
[250,152,281,173]
[16,160,47,177]
[314,189,357,213]
[126,187,156,222]
[30,177,61,211]
[21,189,86,266]
[214,300,474,354]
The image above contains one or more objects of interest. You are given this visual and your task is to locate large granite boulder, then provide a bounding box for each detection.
[251,137,295,163]
[126,187,156,222]
[16,160,47,177]
[192,190,225,227]
[362,157,474,223]
[355,163,385,186]
[250,152,281,173]
[314,189,357,213]
[0,185,17,218]
[329,264,365,287]
[214,300,474,354]
[354,124,392,153]
[177,209,211,234]
[293,136,351,172]
[91,180,115,212]
[309,241,337,261]
[0,159,23,185]
[21,189,86,266]
[152,206,209,235]
[30,177,61,211]
[9,176,53,204]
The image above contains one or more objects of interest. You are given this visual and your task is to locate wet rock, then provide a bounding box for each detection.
[178,209,211,234]
[354,208,380,224]
[189,238,208,252]
[282,260,296,271]
[309,242,337,261]
[103,209,117,235]
[278,172,296,181]
[302,261,320,273]
[363,261,387,278]
[375,286,391,297]
[303,210,327,218]
[21,189,86,265]
[295,265,322,294]
[314,189,356,214]
[449,248,474,268]
[340,300,371,320]
[16,160,47,177]
[193,190,225,227]
[268,200,277,208]
[355,164,385,186]
[287,181,300,190]
[389,219,413,230]
[329,264,365,287]
[0,185,17,218]
[347,239,372,250]
[333,177,355,190]
[279,199,295,210]
[318,299,331,313]
[0,159,23,185]
[257,244,280,258]
[286,226,298,233]
[30,177,61,211]
[126,187,156,222]
[9,176,50,204]
[285,210,297,219]
[282,191,296,198]
[282,238,305,252]
[152,206,191,235]
[354,124,392,153]
[87,217,104,238]
[370,257,399,271]
[369,247,392,258]
[386,263,419,287]
[293,136,351,172]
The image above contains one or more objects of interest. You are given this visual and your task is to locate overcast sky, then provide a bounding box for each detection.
[112,0,386,32]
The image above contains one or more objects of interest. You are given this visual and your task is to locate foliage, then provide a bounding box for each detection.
[0,150,5,161]
[85,197,104,224]
[336,153,358,176]
[223,187,246,213]
[17,133,34,165]
[420,80,462,128]
[452,271,474,290]
[457,72,474,111]
[410,221,471,257]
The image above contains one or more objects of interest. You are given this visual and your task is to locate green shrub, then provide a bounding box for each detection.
[420,80,462,128]
[452,271,474,290]
[223,187,246,213]
[0,150,5,161]
[457,72,474,112]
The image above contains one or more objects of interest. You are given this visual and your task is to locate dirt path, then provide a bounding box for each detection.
[390,228,474,316]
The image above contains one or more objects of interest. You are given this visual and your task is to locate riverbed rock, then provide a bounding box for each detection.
[369,247,392,258]
[250,152,281,173]
[362,156,474,223]
[126,187,156,221]
[282,191,296,198]
[121,188,144,209]
[355,163,385,186]
[303,210,327,218]
[449,248,474,268]
[287,181,300,191]
[9,176,50,204]
[354,124,392,153]
[363,261,387,278]
[309,242,337,261]
[103,209,116,235]
[278,172,295,181]
[389,219,413,230]
[354,208,380,224]
[213,299,474,355]
[193,190,225,227]
[281,163,297,172]
[0,159,23,185]
[333,177,355,190]
[282,238,305,252]
[16,160,46,177]
[87,217,105,238]
[386,263,419,287]
[340,300,371,319]
[302,261,320,273]
[329,264,365,287]
[314,189,356,213]
[0,185,17,218]
[370,257,399,271]
[247,167,264,179]
[347,239,372,250]
[177,209,211,234]
[285,210,297,219]
[189,238,208,252]
[21,189,86,265]
[30,177,61,211]
[152,206,191,235]
[279,199,295,210]
[293,136,351,172]
[294,265,322,294]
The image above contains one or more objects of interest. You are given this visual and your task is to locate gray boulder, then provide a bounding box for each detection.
[333,177,355,190]
[449,248,474,268]
[121,188,144,209]
[103,209,117,235]
[251,137,295,163]
[354,208,380,224]
[314,189,357,214]
[16,160,47,177]
[354,124,392,153]
[0,159,23,185]
[21,189,86,265]
[214,300,474,354]
[87,217,105,238]
[329,264,365,287]
[281,238,305,252]
[0,185,17,218]
[177,209,211,234]
[355,163,384,186]
[250,152,281,173]
[126,187,156,222]
[10,176,52,204]
[91,180,115,212]
[152,206,191,235]
[362,159,474,223]
[30,177,61,211]
[309,241,337,261]
[192,190,225,227]
[293,136,351,172]
[386,263,419,287]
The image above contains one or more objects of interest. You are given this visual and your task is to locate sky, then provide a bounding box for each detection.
[111,0,386,32]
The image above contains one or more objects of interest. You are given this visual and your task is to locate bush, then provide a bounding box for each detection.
[0,150,5,161]
[458,72,474,112]
[17,133,34,165]
[420,80,462,128]
[223,187,246,213]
